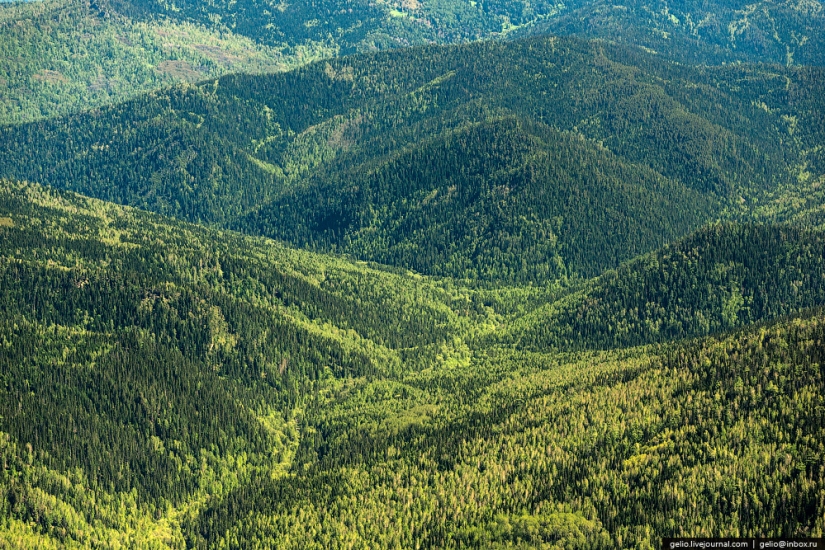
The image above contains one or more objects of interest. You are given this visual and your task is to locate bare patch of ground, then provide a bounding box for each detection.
[156,60,203,81]
[328,114,364,150]
[32,70,69,84]
[88,74,114,92]
[193,44,241,64]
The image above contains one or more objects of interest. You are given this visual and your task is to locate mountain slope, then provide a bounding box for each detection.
[1,180,824,547]
[3,0,823,124]
[502,222,825,351]
[517,0,825,66]
[0,178,481,546]
[239,116,716,280]
[189,306,825,548]
[0,0,310,125]
[96,0,825,65]
[3,37,822,282]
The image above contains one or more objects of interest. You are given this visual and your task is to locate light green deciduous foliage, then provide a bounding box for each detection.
[0,179,823,547]
[0,0,332,124]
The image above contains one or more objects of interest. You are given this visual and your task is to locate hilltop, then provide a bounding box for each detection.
[3,0,824,124]
[2,36,823,282]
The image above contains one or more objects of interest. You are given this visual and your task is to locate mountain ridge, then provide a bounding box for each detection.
[1,177,824,547]
[3,36,822,283]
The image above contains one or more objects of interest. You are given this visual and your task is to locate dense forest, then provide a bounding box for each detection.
[0,178,481,546]
[103,0,825,66]
[517,0,825,66]
[2,36,824,282]
[2,6,825,546]
[0,0,300,125]
[1,179,824,547]
[192,312,825,548]
[503,223,825,350]
[3,0,824,125]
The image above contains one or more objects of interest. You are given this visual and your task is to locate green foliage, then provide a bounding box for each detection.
[518,0,825,66]
[91,0,825,67]
[0,179,480,544]
[3,36,822,282]
[188,312,825,548]
[0,0,317,125]
[244,117,714,281]
[3,0,824,125]
[1,1,824,545]
[504,223,825,350]
[1,178,825,547]
[455,511,611,548]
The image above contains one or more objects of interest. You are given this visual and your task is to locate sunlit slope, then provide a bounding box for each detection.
[518,0,825,66]
[189,307,825,548]
[111,0,825,65]
[0,0,308,125]
[3,0,823,124]
[1,181,824,547]
[0,178,480,546]
[3,37,822,281]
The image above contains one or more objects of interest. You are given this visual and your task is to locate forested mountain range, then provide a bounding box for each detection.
[0,0,298,124]
[2,36,824,282]
[515,0,825,66]
[1,178,824,547]
[3,0,824,125]
[0,177,481,546]
[2,0,825,544]
[117,0,825,66]
[501,223,825,350]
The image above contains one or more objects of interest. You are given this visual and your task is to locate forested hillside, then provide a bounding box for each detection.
[0,178,484,546]
[3,0,825,542]
[103,0,825,66]
[517,0,825,66]
[1,179,823,547]
[3,0,823,124]
[0,0,309,124]
[241,117,715,281]
[191,310,825,548]
[2,36,823,282]
[502,223,825,351]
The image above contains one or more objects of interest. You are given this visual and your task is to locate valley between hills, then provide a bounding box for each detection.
[1,177,825,547]
[0,12,824,549]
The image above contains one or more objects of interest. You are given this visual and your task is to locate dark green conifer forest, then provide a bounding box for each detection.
[1,176,824,547]
[1,2,824,546]
[3,37,824,281]
[2,0,823,126]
